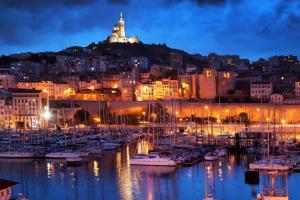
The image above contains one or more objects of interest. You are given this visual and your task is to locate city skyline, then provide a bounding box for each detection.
[0,0,300,60]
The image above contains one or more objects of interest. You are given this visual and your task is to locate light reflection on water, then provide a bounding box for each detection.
[0,143,299,200]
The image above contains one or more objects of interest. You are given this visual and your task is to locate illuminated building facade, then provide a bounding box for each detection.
[295,81,300,97]
[78,80,100,91]
[120,72,135,101]
[17,81,73,100]
[250,82,273,100]
[177,75,193,98]
[9,89,49,130]
[99,75,120,89]
[199,68,217,99]
[107,12,139,44]
[270,94,283,104]
[217,71,236,96]
[0,98,13,129]
[135,79,178,101]
[74,88,121,101]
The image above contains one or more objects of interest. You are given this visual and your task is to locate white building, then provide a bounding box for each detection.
[250,82,273,99]
[295,81,300,97]
[270,94,283,104]
[9,88,49,130]
[17,81,71,100]
[107,12,139,44]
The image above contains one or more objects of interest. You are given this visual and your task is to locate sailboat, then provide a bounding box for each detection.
[129,94,177,167]
[249,120,293,171]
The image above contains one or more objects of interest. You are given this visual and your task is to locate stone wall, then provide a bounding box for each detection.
[74,100,300,123]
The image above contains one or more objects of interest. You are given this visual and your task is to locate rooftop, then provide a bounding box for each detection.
[7,88,42,93]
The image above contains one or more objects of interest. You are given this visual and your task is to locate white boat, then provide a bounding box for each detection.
[204,152,218,161]
[249,158,293,171]
[256,194,288,200]
[79,151,90,157]
[87,147,102,154]
[45,152,80,159]
[130,154,177,166]
[0,151,35,158]
[216,148,227,157]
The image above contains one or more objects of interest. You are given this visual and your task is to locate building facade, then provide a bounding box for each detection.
[0,75,16,89]
[17,81,72,100]
[250,82,273,100]
[135,79,178,101]
[9,89,49,130]
[199,68,217,100]
[295,81,300,97]
[217,71,236,96]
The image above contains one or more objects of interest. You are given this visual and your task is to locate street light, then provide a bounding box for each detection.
[42,106,51,130]
[43,106,51,120]
[142,111,146,122]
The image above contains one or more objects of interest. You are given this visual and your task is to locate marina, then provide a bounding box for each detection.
[0,142,300,200]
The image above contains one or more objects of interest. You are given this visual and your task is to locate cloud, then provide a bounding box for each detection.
[0,0,299,59]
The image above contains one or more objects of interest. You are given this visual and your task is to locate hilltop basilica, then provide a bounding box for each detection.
[107,12,139,44]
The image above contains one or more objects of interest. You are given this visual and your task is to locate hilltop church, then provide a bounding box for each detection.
[107,12,139,44]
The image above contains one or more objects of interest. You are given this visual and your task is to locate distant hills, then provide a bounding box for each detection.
[0,41,208,68]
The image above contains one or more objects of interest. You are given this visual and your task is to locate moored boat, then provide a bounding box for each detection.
[0,151,35,158]
[130,153,177,166]
[45,152,80,159]
[249,157,293,171]
[204,152,218,161]
[216,148,227,157]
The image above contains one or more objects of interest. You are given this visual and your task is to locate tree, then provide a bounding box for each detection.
[128,114,139,125]
[239,112,249,124]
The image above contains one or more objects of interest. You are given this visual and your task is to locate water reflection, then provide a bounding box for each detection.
[46,162,55,179]
[93,160,100,181]
[0,145,299,200]
[136,139,152,154]
[116,145,133,200]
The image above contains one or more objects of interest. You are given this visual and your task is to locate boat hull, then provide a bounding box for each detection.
[0,152,35,158]
[45,152,80,159]
[130,159,176,166]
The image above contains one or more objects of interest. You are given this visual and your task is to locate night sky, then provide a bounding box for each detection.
[0,0,300,60]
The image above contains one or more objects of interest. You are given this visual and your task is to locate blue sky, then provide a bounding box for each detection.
[0,0,299,60]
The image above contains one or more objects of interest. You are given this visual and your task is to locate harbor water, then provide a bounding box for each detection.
[0,143,300,200]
